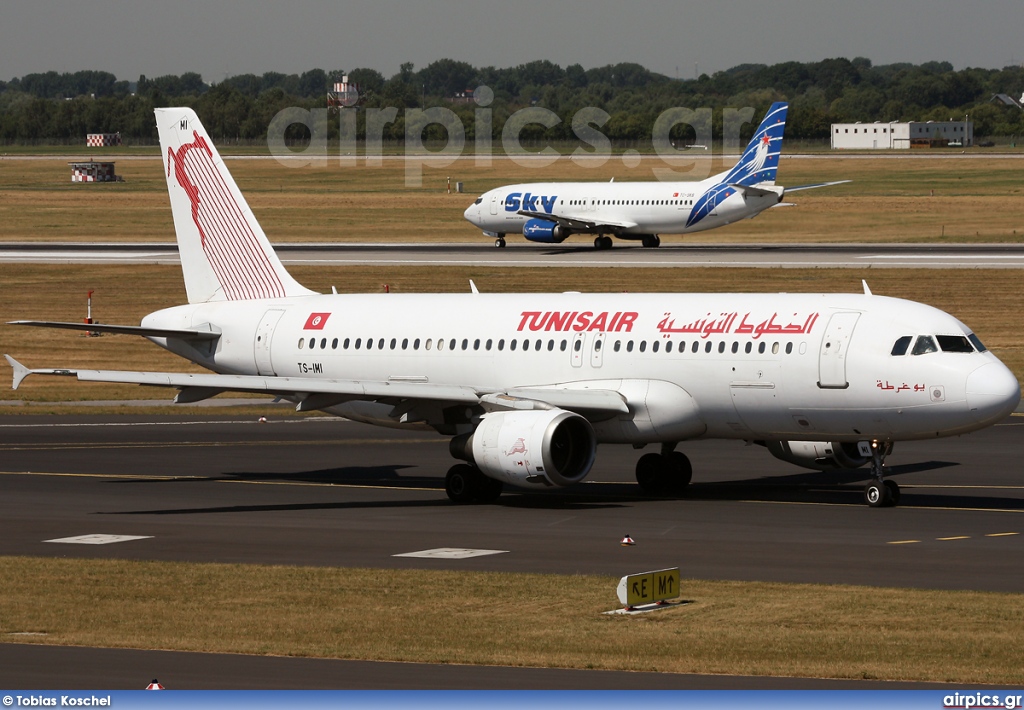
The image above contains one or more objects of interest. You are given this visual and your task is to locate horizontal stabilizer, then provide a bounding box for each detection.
[784,179,852,193]
[8,320,221,341]
[728,183,784,199]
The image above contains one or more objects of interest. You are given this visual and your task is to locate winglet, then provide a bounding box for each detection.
[862,280,872,296]
[5,355,31,390]
[470,279,480,294]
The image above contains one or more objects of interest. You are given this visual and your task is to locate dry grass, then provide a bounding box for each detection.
[1,556,1021,683]
[2,155,1023,243]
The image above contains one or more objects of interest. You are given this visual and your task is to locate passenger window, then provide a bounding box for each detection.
[704,342,712,353]
[573,339,581,352]
[912,335,938,355]
[639,341,647,353]
[626,341,634,352]
[614,340,621,352]
[390,338,397,350]
[651,341,659,353]
[771,342,779,354]
[511,339,517,351]
[535,339,541,350]
[692,341,699,353]
[473,339,480,351]
[309,338,316,350]
[548,339,555,351]
[486,339,493,350]
[449,339,456,350]
[461,339,469,350]
[438,339,445,351]
[426,339,432,350]
[367,338,374,351]
[718,342,725,353]
[665,341,673,353]
[377,338,384,349]
[497,339,504,351]
[320,338,326,349]
[354,338,361,349]
[744,342,752,354]
[560,340,567,351]
[343,338,350,349]
[758,342,766,354]
[413,338,420,350]
[785,342,793,354]
[937,335,974,353]
[523,339,530,352]
[891,335,912,356]
[731,342,738,354]
[298,338,305,349]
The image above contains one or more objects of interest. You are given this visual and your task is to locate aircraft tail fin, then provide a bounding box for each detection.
[721,102,788,187]
[155,108,315,304]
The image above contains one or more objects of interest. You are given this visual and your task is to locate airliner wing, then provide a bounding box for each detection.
[5,356,629,415]
[517,210,637,232]
[8,320,221,341]
[783,180,851,193]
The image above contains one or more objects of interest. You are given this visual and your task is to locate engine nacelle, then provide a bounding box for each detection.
[522,218,568,243]
[764,440,871,471]
[452,409,596,489]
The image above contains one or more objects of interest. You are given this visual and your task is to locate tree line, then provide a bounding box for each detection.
[2,57,1024,144]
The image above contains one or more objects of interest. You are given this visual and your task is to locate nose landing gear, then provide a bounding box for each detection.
[864,440,899,507]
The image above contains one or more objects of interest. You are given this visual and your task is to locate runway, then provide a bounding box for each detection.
[2,412,1022,687]
[3,241,1024,268]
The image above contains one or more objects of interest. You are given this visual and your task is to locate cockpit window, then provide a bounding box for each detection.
[968,333,988,353]
[473,197,483,205]
[890,335,912,356]
[911,335,938,355]
[937,335,974,353]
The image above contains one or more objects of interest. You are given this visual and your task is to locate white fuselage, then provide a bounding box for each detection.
[463,178,783,237]
[143,291,1019,444]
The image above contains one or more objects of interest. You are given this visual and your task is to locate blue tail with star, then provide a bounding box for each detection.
[721,101,788,187]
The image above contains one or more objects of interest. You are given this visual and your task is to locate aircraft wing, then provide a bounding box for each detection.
[8,320,221,341]
[517,210,637,232]
[783,180,852,193]
[4,356,629,415]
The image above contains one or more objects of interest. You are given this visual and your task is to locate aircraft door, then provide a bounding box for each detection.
[571,333,585,368]
[590,333,605,368]
[489,195,499,215]
[254,309,285,376]
[817,312,860,389]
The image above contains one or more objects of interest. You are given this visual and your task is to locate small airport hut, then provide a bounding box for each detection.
[327,75,360,109]
[86,132,122,147]
[69,161,122,183]
[831,120,973,149]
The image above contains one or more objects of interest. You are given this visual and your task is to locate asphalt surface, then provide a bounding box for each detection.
[3,241,1024,268]
[1,412,1022,688]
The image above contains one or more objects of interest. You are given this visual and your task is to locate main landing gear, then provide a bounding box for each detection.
[863,440,899,508]
[594,235,613,250]
[635,443,692,495]
[445,463,503,504]
[641,234,661,248]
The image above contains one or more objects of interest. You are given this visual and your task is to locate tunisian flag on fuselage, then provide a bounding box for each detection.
[304,313,331,330]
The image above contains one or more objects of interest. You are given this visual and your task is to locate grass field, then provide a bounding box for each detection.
[2,155,1023,244]
[2,556,1023,684]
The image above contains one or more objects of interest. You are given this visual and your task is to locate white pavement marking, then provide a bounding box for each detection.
[393,548,508,559]
[44,534,154,545]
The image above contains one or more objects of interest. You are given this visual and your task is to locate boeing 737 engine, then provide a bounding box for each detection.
[763,440,873,471]
[522,218,569,243]
[448,409,596,502]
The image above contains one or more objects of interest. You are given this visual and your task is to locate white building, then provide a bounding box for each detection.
[831,121,973,149]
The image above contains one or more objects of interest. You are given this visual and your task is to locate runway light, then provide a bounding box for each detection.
[145,679,164,690]
[620,534,635,546]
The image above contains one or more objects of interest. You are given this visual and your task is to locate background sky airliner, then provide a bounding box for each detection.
[464,102,848,248]
[6,108,1019,508]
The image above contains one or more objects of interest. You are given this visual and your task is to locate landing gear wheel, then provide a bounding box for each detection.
[445,464,477,503]
[635,453,666,494]
[594,235,613,250]
[668,451,693,492]
[641,235,661,248]
[494,237,506,248]
[476,475,504,503]
[883,479,901,507]
[864,480,890,508]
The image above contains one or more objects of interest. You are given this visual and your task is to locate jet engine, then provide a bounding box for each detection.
[522,218,569,243]
[764,440,871,471]
[450,409,596,489]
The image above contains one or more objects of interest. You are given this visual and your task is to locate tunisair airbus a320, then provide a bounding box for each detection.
[6,108,1019,508]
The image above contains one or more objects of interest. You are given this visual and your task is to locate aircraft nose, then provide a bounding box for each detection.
[965,362,1021,425]
[463,203,479,224]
